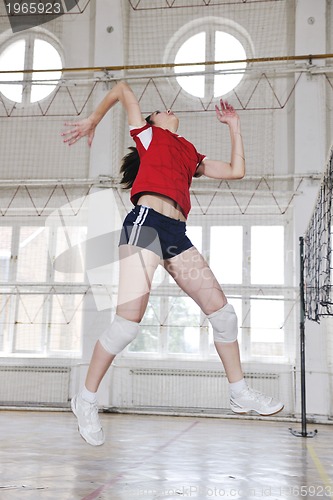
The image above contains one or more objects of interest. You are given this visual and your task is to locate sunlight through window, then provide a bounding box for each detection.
[0,35,62,104]
[174,29,246,98]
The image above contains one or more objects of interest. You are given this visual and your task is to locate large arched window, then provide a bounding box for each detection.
[170,20,250,99]
[0,30,63,104]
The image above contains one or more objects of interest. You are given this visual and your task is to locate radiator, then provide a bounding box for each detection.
[117,368,282,410]
[0,366,70,405]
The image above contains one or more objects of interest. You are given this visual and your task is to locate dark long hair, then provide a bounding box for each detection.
[119,115,154,189]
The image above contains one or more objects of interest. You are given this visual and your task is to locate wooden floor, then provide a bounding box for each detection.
[0,410,332,499]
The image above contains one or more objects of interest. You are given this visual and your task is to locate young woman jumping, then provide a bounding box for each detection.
[62,80,283,446]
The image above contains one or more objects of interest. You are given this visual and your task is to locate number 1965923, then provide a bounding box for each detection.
[6,2,62,15]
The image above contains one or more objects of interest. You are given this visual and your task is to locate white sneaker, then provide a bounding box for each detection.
[71,394,105,446]
[230,386,284,416]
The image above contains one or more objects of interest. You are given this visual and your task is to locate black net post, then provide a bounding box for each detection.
[289,237,317,438]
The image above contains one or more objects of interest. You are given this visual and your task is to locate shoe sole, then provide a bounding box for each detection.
[71,397,105,446]
[230,404,284,417]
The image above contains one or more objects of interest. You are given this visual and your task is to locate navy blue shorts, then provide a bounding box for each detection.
[119,205,193,260]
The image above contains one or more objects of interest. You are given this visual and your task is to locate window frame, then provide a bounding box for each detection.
[0,217,87,358]
[0,214,296,363]
[164,16,253,100]
[0,28,64,106]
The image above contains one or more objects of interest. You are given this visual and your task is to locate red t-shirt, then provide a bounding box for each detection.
[130,123,205,218]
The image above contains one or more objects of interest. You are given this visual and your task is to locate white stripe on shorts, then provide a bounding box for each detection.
[128,206,150,246]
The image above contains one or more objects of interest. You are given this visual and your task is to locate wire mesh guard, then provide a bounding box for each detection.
[303,147,333,322]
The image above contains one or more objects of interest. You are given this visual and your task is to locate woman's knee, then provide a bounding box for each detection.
[207,303,238,343]
[99,314,140,354]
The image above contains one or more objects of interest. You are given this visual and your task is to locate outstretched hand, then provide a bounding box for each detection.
[215,99,239,126]
[61,117,96,147]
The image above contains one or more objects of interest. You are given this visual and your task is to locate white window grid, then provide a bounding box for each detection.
[0,29,64,106]
[0,215,296,362]
[0,219,87,357]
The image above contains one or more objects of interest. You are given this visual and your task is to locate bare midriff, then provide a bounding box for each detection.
[137,193,186,221]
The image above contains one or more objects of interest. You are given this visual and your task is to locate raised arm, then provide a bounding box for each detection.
[62,81,146,146]
[196,99,245,180]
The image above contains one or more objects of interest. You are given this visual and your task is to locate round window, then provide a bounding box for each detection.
[0,33,63,104]
[174,29,247,98]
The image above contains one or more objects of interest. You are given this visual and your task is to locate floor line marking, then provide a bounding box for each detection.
[307,442,333,500]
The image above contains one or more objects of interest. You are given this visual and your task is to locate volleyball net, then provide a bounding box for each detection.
[303,147,333,323]
[290,146,333,436]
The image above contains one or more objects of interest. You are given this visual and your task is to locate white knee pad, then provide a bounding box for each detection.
[99,314,139,355]
[207,303,238,343]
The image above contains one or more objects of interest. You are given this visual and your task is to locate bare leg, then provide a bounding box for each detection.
[116,245,161,322]
[85,342,116,392]
[84,245,160,392]
[164,246,243,383]
[214,341,243,383]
